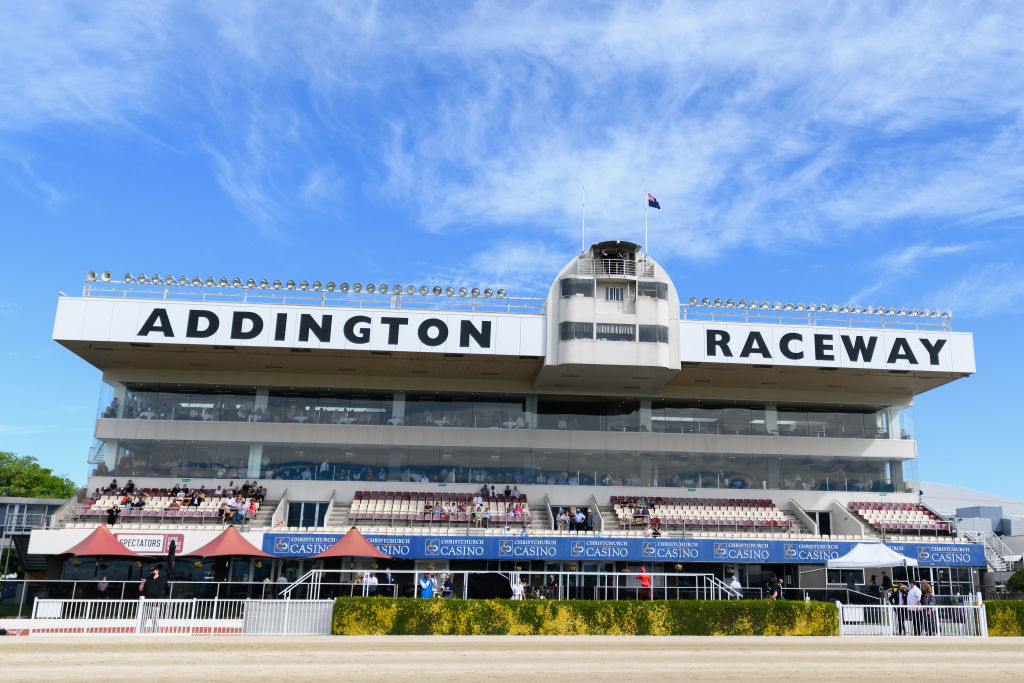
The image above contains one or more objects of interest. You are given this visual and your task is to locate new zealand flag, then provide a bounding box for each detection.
[647,193,660,209]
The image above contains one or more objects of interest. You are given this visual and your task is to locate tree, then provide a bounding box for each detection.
[1007,568,1024,593]
[0,451,79,498]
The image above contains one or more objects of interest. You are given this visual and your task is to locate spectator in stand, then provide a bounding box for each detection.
[503,485,512,498]
[217,502,229,522]
[124,479,135,494]
[644,523,653,538]
[190,493,201,507]
[503,524,512,535]
[889,583,909,635]
[96,576,110,599]
[482,508,491,528]
[442,574,453,598]
[574,509,585,534]
[586,509,594,532]
[489,485,496,499]
[133,495,146,509]
[214,485,224,496]
[511,486,520,500]
[106,504,121,526]
[556,510,567,531]
[519,527,529,537]
[880,571,893,595]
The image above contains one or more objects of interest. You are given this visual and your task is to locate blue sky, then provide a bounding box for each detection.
[1,3,1022,498]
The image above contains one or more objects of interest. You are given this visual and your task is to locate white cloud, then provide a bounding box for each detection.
[934,264,1024,318]
[3,2,1024,255]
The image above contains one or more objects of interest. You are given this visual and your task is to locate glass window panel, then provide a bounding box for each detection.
[692,405,722,435]
[777,405,808,437]
[722,453,753,489]
[605,398,640,432]
[404,446,439,483]
[470,446,502,484]
[665,452,694,488]
[595,323,635,341]
[440,446,471,482]
[694,453,725,488]
[569,449,605,486]
[809,457,840,490]
[533,449,569,485]
[638,324,669,343]
[721,405,751,435]
[560,278,595,297]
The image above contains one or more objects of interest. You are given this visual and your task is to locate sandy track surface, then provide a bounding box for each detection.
[1,636,1021,681]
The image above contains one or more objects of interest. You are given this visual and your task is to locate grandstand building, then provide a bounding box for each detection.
[30,241,985,596]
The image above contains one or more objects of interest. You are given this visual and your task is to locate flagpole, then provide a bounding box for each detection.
[644,189,648,256]
[582,184,586,254]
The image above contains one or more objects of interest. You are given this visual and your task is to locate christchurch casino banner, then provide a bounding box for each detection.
[261,534,985,566]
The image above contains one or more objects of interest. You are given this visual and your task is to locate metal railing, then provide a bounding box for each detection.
[26,597,332,636]
[2,512,51,534]
[836,596,987,637]
[281,568,735,602]
[82,280,545,315]
[576,257,654,278]
[680,304,951,331]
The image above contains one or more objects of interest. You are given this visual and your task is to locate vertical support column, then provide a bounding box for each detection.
[765,403,778,435]
[639,399,652,432]
[105,438,120,473]
[392,391,406,424]
[525,395,538,428]
[247,444,263,478]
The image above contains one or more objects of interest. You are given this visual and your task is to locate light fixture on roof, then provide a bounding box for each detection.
[233,278,243,288]
[784,302,794,310]
[724,299,734,308]
[864,306,873,314]
[459,287,469,297]
[122,273,133,283]
[178,276,188,286]
[260,279,270,289]
[86,270,97,281]
[339,282,350,292]
[496,288,506,298]
[853,305,862,313]
[150,275,163,285]
[921,308,930,316]
[325,282,335,292]
[747,300,758,309]
[352,283,362,293]
[760,301,771,310]
[484,288,493,297]
[712,298,722,307]
[101,271,112,282]
[189,276,200,286]
[944,310,952,318]
[772,301,783,310]
[795,302,806,311]
[393,284,403,294]
[471,287,480,297]
[286,280,296,290]
[420,286,429,295]
[432,285,442,295]
[245,278,256,288]
[701,297,711,306]
[164,274,174,285]
[735,299,745,308]
[378,284,388,293]
[217,277,228,287]
[897,307,908,315]
[312,281,322,291]
[688,297,698,306]
[365,283,375,293]
[406,285,416,295]
[445,286,455,296]
[910,308,919,316]
[138,274,149,284]
[299,281,309,291]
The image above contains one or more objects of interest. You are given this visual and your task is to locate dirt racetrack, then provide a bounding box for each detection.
[1,635,1022,681]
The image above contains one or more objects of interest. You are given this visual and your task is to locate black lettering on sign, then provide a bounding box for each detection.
[779,332,803,360]
[841,335,877,362]
[706,330,732,357]
[343,315,371,344]
[814,334,834,361]
[380,317,409,345]
[739,331,771,359]
[887,338,917,364]
[274,313,287,341]
[230,311,263,340]
[919,338,946,365]
[418,319,448,346]
[138,308,174,337]
[186,310,219,338]
[460,320,491,348]
[298,314,332,343]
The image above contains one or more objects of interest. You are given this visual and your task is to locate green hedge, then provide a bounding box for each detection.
[332,597,839,636]
[987,600,1024,637]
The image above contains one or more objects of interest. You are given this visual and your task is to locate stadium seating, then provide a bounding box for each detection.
[848,501,951,535]
[610,496,794,535]
[346,490,533,533]
[73,488,260,526]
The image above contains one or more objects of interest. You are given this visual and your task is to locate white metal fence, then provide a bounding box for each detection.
[26,597,333,636]
[836,598,987,637]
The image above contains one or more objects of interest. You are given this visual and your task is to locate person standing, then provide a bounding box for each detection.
[383,569,396,597]
[920,581,938,636]
[636,566,653,601]
[907,579,923,636]
[96,576,110,599]
[889,583,909,636]
[138,565,168,633]
[419,573,434,598]
[729,575,743,599]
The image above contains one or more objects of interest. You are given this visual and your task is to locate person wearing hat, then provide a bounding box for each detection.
[418,573,434,598]
[888,582,909,635]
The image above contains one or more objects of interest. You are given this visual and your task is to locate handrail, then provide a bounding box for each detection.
[786,499,818,535]
[589,493,605,533]
[270,489,290,529]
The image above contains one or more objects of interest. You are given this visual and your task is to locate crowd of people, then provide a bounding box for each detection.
[553,506,594,533]
[96,479,265,526]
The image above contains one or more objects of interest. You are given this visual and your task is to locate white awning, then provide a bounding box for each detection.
[827,543,919,568]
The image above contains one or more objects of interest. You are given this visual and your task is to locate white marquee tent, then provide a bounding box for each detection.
[827,543,918,569]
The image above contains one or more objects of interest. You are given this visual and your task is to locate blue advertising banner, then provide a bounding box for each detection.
[260,533,985,566]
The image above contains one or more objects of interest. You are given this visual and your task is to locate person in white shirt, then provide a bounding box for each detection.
[729,576,743,598]
[907,580,923,635]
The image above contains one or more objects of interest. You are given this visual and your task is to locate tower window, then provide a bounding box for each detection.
[605,286,624,302]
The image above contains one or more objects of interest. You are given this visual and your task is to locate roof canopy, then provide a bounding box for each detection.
[62,524,142,557]
[827,543,919,569]
[185,525,274,558]
[311,527,392,559]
